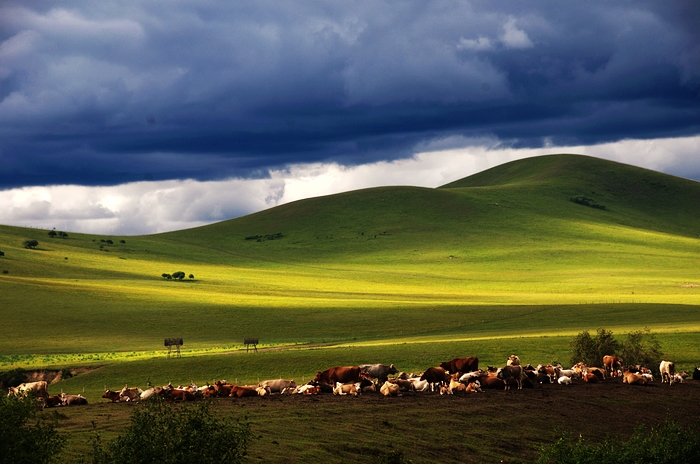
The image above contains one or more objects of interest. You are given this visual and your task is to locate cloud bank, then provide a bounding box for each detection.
[2,136,698,235]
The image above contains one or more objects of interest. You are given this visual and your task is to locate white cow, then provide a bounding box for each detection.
[660,361,676,384]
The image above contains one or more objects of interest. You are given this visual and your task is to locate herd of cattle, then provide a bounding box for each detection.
[7,356,700,407]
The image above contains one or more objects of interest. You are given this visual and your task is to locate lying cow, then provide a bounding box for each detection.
[465,380,483,393]
[41,395,63,408]
[623,371,648,386]
[61,393,88,406]
[8,381,49,401]
[380,381,400,397]
[102,389,122,402]
[229,385,259,398]
[119,386,142,402]
[333,383,359,396]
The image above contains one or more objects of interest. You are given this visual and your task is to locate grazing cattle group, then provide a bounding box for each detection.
[7,356,698,407]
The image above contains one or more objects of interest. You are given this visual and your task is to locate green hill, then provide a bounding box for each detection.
[1,153,699,377]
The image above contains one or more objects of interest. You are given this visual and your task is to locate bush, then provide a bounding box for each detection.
[537,419,700,464]
[0,394,66,464]
[0,368,28,389]
[47,230,57,238]
[86,399,251,464]
[0,250,4,257]
[171,271,186,280]
[161,273,172,280]
[23,239,39,249]
[620,328,662,369]
[570,328,620,367]
[570,328,662,369]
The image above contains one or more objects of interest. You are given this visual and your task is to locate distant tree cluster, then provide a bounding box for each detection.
[162,271,194,281]
[570,196,606,210]
[47,229,68,238]
[244,232,283,242]
[570,327,662,370]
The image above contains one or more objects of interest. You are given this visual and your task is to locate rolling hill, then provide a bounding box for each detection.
[1,153,699,378]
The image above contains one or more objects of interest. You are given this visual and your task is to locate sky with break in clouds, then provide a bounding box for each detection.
[1,1,699,234]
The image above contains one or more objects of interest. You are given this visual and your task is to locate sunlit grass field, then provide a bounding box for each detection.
[1,154,700,399]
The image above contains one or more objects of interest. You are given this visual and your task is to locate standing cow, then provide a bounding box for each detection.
[603,355,623,378]
[497,365,524,390]
[660,361,676,384]
[439,357,479,374]
[7,381,49,401]
[313,366,364,386]
[359,364,398,382]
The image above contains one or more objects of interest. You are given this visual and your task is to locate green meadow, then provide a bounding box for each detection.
[1,153,700,400]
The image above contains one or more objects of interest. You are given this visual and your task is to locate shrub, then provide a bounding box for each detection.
[58,232,68,239]
[47,230,57,238]
[161,273,172,280]
[0,368,28,389]
[189,274,194,279]
[620,328,662,370]
[570,328,620,367]
[171,271,186,280]
[570,196,606,210]
[23,239,39,249]
[86,399,251,464]
[0,394,66,464]
[537,419,700,464]
[0,250,4,257]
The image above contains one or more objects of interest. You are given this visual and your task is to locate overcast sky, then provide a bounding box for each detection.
[1,1,699,235]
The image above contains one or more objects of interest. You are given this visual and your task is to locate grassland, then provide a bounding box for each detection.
[2,154,700,461]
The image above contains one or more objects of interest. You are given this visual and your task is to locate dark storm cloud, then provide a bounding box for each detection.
[1,0,699,188]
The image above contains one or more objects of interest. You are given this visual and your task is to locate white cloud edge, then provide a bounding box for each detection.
[1,135,698,235]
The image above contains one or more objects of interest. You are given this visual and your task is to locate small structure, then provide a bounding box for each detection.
[244,338,259,353]
[164,338,183,359]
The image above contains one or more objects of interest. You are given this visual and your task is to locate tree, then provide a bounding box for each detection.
[570,328,620,367]
[23,239,39,249]
[172,271,186,280]
[119,240,125,244]
[161,273,172,280]
[620,329,662,369]
[86,399,251,464]
[47,230,57,238]
[0,394,66,463]
[58,232,68,239]
[0,251,4,257]
[189,274,194,279]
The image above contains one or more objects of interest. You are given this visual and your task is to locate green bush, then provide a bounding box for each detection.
[23,239,39,249]
[570,328,620,367]
[0,368,28,389]
[0,394,66,464]
[537,419,700,464]
[620,328,662,370]
[86,399,251,464]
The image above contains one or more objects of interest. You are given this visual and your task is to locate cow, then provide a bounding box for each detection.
[313,366,364,386]
[380,381,400,397]
[357,379,376,393]
[7,381,49,401]
[409,378,430,392]
[587,368,605,381]
[660,361,676,384]
[603,355,623,378]
[258,379,297,394]
[333,383,359,396]
[439,357,479,374]
[583,372,599,383]
[458,370,485,384]
[229,385,259,398]
[214,381,234,397]
[439,385,453,395]
[164,387,197,401]
[296,384,320,395]
[477,375,506,390]
[623,371,648,386]
[256,386,272,396]
[506,355,521,366]
[102,389,122,402]
[449,379,466,393]
[140,387,163,400]
[119,386,142,402]
[465,380,482,393]
[359,364,399,382]
[693,367,700,381]
[420,367,450,391]
[497,365,524,390]
[41,395,63,408]
[558,376,572,385]
[61,393,88,406]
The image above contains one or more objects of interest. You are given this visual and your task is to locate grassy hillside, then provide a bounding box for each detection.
[1,153,699,377]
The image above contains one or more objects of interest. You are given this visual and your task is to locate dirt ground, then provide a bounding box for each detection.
[57,378,700,463]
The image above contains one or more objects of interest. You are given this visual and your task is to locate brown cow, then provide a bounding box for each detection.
[623,370,648,386]
[102,389,121,402]
[41,395,63,408]
[439,357,479,374]
[380,381,400,397]
[167,388,197,401]
[61,393,88,406]
[603,355,623,378]
[420,367,450,391]
[313,366,363,385]
[473,374,504,389]
[583,372,599,383]
[229,385,259,398]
